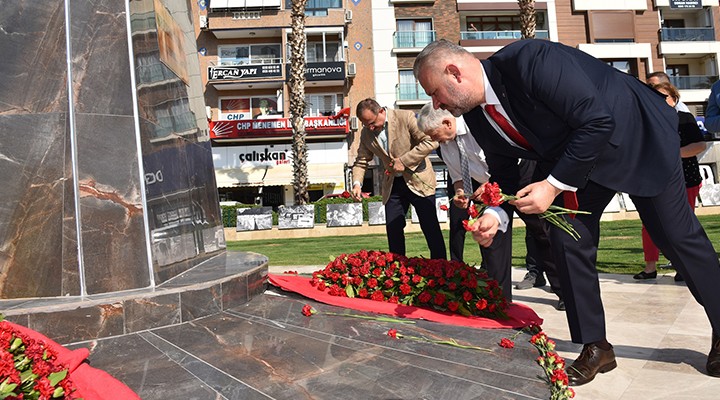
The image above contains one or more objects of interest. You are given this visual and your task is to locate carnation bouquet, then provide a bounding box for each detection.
[310,250,509,320]
[465,182,590,240]
[0,316,78,399]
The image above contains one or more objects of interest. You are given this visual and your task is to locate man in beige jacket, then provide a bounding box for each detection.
[351,98,446,259]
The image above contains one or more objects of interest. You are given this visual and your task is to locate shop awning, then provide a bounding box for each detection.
[215,163,346,188]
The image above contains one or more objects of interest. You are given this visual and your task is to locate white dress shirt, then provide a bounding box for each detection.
[440,116,509,232]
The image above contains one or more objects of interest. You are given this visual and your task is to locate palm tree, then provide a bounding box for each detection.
[518,0,536,39]
[289,0,309,205]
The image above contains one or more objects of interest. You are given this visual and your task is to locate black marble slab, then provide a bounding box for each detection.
[0,251,267,344]
[69,290,550,399]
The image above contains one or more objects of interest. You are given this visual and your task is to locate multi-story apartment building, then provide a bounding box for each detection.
[194,0,720,206]
[193,0,377,207]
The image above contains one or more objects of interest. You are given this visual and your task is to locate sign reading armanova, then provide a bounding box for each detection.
[208,64,282,80]
[286,62,346,81]
[209,116,349,139]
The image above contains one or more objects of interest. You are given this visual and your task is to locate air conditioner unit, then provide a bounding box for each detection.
[199,15,208,30]
[347,62,357,77]
[350,116,359,130]
[345,10,352,23]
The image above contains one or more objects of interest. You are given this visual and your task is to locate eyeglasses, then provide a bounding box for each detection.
[361,110,385,131]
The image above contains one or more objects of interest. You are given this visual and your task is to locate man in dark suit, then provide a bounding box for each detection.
[414,39,720,385]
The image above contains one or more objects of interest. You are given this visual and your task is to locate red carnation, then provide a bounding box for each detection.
[387,329,398,339]
[434,292,446,306]
[468,204,480,218]
[439,204,448,211]
[462,219,475,232]
[371,291,385,302]
[302,304,315,317]
[447,301,459,312]
[480,182,505,207]
[476,298,488,310]
[499,338,515,348]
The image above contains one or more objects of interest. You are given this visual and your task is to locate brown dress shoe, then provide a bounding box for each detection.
[567,343,617,386]
[708,331,720,377]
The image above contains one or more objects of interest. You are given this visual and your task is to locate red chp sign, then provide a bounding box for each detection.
[210,116,349,139]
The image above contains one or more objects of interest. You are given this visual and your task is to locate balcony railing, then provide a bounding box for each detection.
[660,27,715,42]
[669,75,718,90]
[397,83,431,101]
[393,31,436,49]
[218,57,284,66]
[460,30,550,40]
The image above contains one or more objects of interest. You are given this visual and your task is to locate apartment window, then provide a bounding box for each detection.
[305,93,343,117]
[467,15,545,32]
[605,60,637,76]
[667,65,690,77]
[663,19,685,28]
[219,96,281,120]
[307,41,342,62]
[396,19,433,48]
[286,0,342,16]
[218,44,282,66]
[589,11,635,43]
[398,70,428,100]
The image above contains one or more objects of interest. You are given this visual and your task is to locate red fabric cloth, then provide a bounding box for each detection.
[269,274,543,329]
[5,321,141,400]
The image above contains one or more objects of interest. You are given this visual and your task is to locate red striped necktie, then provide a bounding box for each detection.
[484,104,532,150]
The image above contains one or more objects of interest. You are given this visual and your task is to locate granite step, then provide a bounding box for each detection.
[0,251,268,344]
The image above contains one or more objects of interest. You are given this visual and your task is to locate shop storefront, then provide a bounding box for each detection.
[213,142,349,206]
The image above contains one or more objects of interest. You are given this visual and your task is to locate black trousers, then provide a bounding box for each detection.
[446,162,561,302]
[554,158,720,343]
[385,177,447,260]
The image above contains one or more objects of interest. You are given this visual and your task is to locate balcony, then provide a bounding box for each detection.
[669,75,718,90]
[661,28,715,42]
[393,31,435,51]
[460,30,550,40]
[396,83,430,105]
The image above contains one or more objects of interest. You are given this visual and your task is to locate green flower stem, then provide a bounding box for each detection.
[399,334,492,352]
[324,312,416,324]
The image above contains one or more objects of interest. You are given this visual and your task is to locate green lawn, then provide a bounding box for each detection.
[227,214,720,275]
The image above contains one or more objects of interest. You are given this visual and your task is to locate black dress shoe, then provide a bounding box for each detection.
[708,331,720,377]
[633,270,657,280]
[567,343,617,386]
[556,299,566,311]
[674,273,684,282]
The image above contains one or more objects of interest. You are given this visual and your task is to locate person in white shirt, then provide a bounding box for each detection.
[416,103,562,305]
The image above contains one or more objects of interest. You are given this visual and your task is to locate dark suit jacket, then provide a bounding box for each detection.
[463,39,681,197]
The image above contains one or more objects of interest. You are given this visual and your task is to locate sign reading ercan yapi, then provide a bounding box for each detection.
[207,64,282,80]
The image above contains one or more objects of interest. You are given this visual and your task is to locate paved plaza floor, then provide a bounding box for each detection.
[67,265,720,399]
